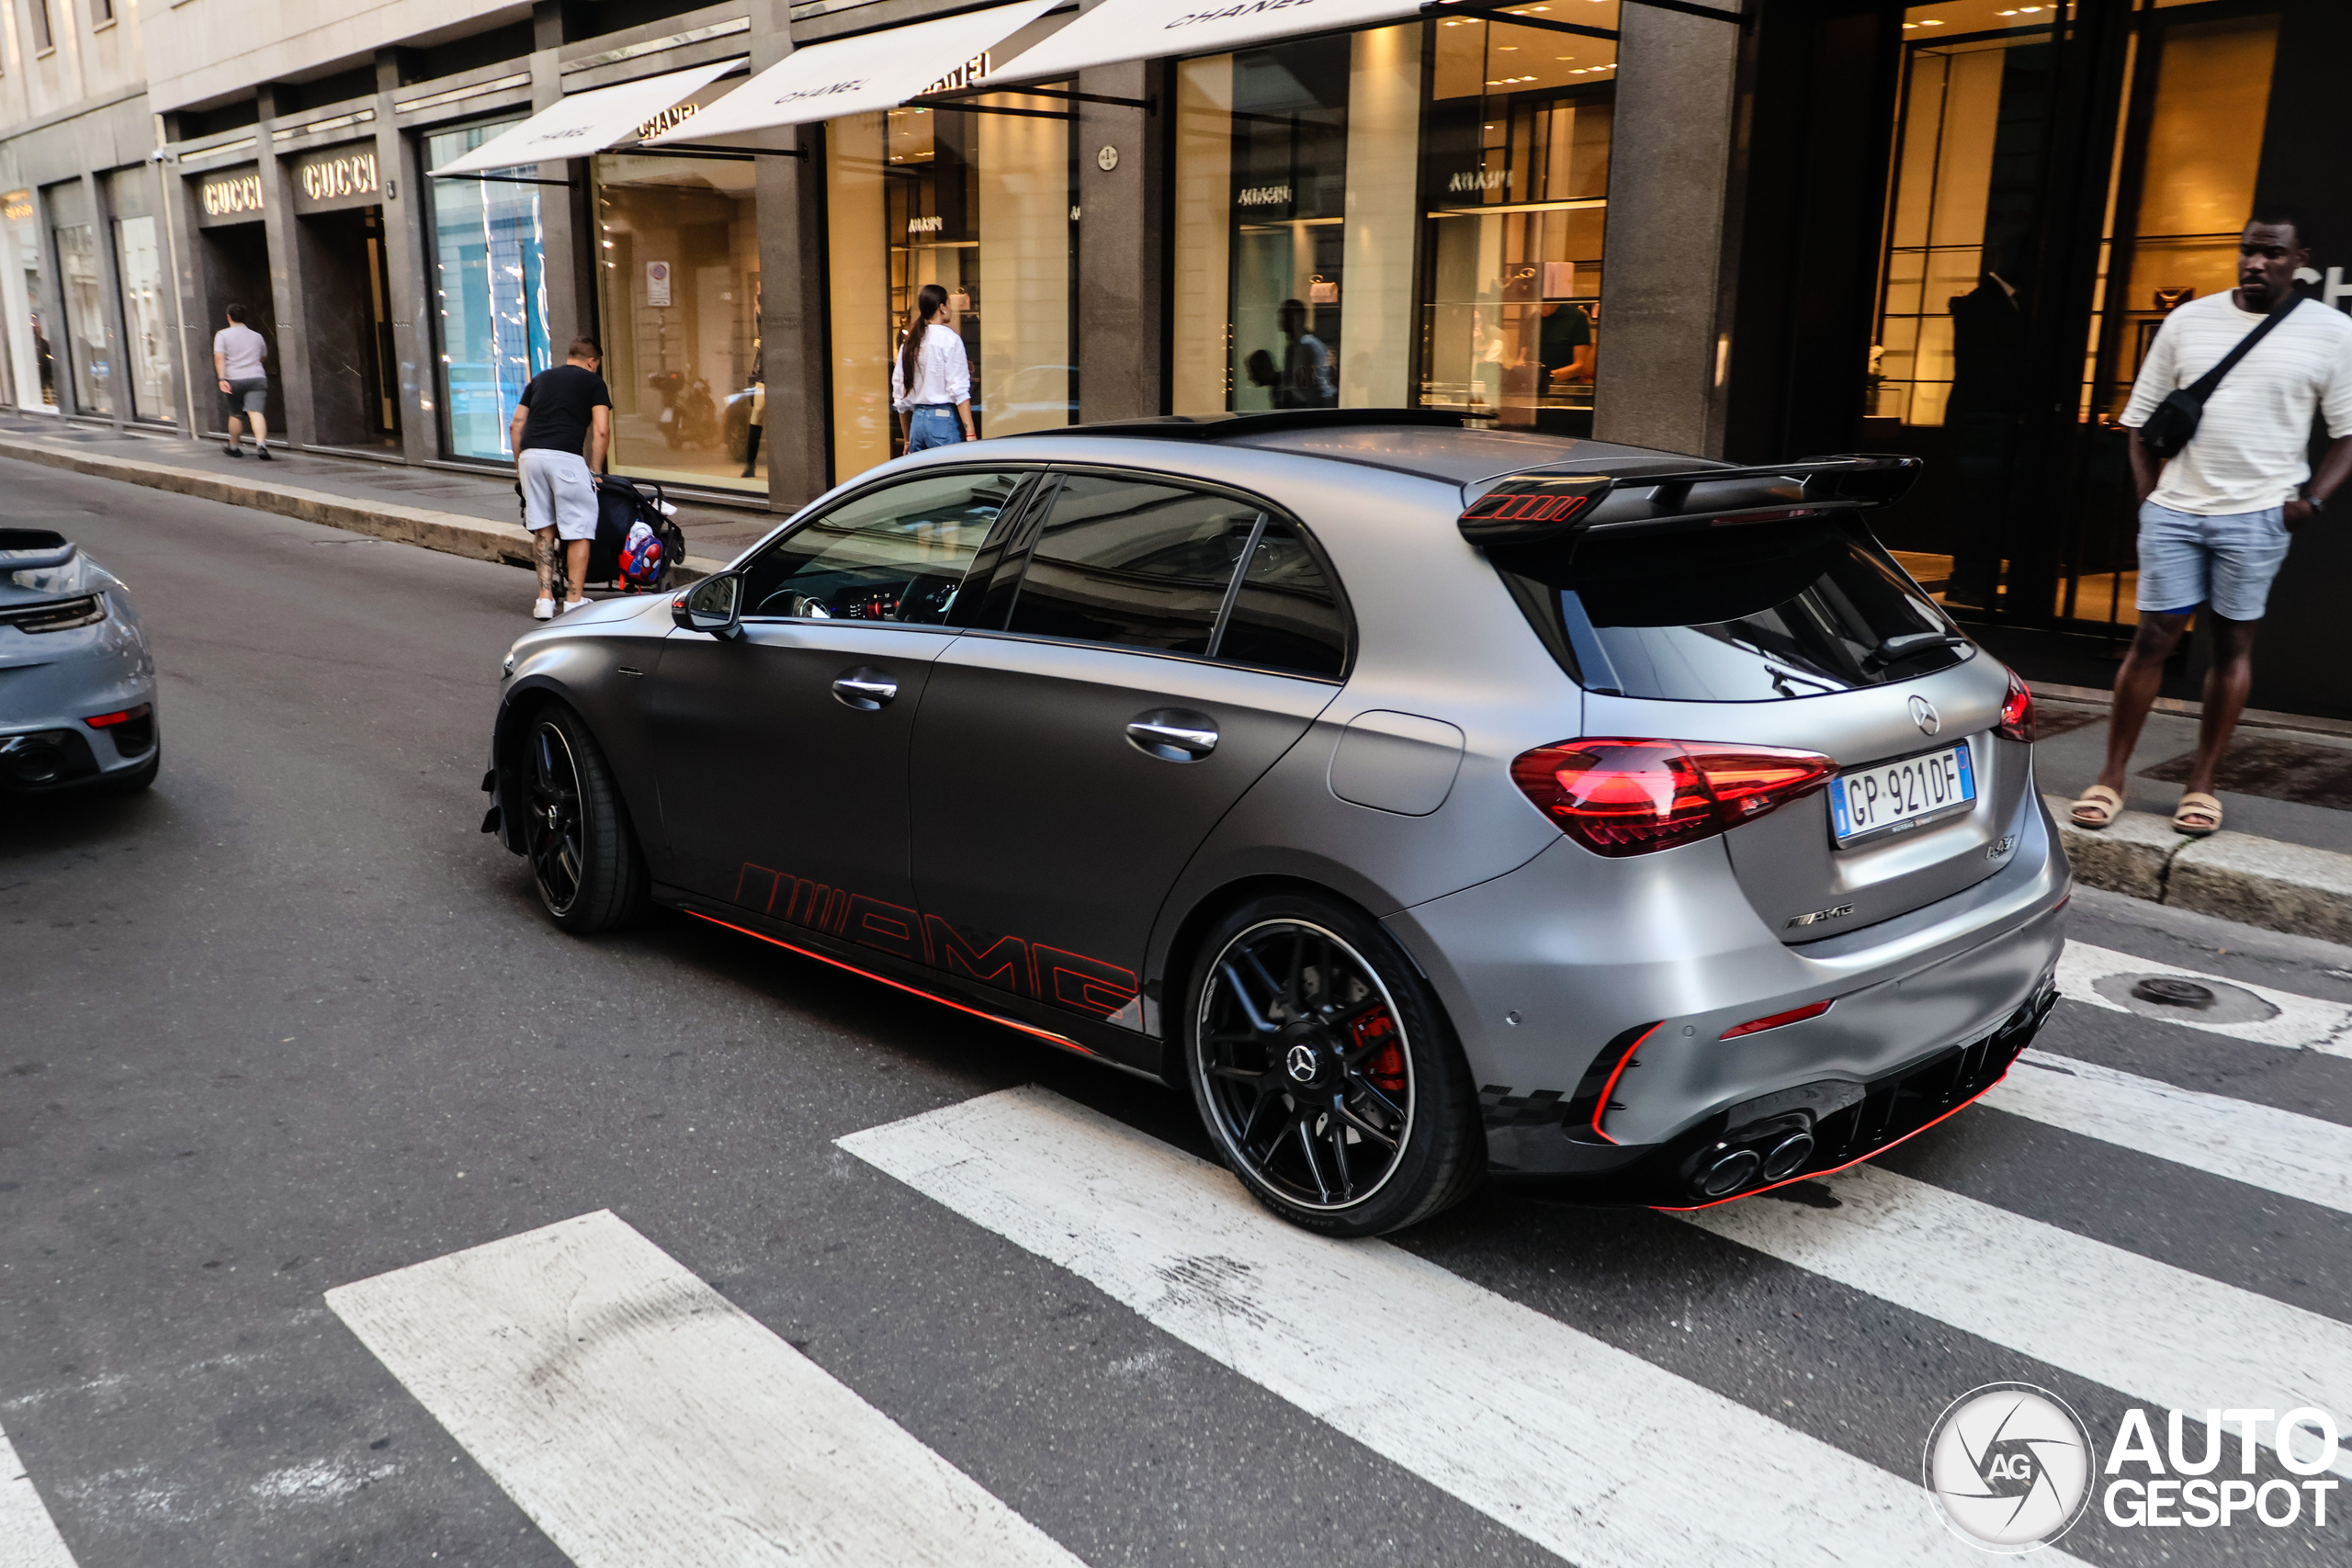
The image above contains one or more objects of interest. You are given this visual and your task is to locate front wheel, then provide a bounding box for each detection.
[523,705,645,932]
[1183,894,1484,1236]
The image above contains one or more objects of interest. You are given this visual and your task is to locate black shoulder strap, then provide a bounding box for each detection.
[2186,295,2305,400]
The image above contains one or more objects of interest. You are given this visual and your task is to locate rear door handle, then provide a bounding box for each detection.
[1126,711,1219,761]
[832,668,898,711]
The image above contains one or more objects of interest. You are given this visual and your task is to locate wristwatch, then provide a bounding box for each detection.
[2307,492,2329,513]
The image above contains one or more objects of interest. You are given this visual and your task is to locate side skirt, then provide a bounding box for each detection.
[654,884,1170,1083]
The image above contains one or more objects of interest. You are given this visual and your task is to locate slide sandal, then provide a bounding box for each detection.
[2069,785,2123,829]
[2173,792,2223,838]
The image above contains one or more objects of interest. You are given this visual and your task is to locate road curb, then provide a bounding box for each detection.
[2043,793,2352,944]
[0,434,727,583]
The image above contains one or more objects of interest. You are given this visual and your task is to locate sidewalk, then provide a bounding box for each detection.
[0,412,776,580]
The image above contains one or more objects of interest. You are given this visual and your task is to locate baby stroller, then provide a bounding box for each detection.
[518,474,686,600]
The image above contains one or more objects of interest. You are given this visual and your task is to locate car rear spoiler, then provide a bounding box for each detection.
[1457,454,1921,547]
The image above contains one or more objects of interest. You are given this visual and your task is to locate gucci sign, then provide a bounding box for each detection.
[201,174,264,217]
[298,151,379,203]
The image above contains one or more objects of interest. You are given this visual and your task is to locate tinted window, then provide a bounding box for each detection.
[1498,522,1969,701]
[1215,518,1346,677]
[1006,474,1261,654]
[740,470,1025,624]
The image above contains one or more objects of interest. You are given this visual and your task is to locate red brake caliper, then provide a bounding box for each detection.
[1351,1010,1407,1094]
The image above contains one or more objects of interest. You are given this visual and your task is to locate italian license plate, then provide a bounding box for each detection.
[1828,743,1976,847]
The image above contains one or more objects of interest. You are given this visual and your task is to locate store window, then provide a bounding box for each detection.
[113,215,176,424]
[52,222,112,417]
[1170,9,1615,430]
[0,189,55,410]
[825,90,1075,484]
[594,152,762,493]
[428,122,554,463]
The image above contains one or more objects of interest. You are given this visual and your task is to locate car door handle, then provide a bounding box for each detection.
[1126,712,1219,761]
[831,668,898,711]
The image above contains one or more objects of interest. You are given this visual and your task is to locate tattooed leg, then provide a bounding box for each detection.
[530,525,558,600]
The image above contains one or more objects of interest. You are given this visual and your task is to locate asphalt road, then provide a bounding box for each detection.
[4,455,2348,1566]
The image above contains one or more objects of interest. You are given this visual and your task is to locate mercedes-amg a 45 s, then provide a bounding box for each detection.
[482,411,2067,1235]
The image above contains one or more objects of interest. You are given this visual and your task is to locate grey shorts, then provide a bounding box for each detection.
[2135,500,2292,621]
[518,447,599,542]
[221,378,266,418]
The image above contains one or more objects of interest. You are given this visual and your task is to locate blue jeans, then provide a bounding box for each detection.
[906,405,964,453]
[2134,500,2291,621]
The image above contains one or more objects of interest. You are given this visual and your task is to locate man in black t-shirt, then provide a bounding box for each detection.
[1538,302,1593,393]
[509,337,614,618]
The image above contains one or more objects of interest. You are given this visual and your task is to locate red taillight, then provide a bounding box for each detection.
[1721,998,1833,1039]
[83,703,151,728]
[1996,670,2035,744]
[1510,738,1837,857]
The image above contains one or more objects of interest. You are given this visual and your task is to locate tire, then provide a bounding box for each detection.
[521,705,645,933]
[1182,892,1484,1237]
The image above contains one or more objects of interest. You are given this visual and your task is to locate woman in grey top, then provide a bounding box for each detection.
[213,304,271,459]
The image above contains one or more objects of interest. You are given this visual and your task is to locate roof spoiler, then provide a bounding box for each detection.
[1457,454,1922,547]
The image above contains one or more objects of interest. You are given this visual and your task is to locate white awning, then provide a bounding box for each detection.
[643,0,1061,143]
[429,60,741,176]
[992,0,1427,83]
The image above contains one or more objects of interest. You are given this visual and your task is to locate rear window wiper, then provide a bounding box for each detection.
[1864,631,1971,670]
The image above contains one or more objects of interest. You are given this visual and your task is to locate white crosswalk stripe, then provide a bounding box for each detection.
[2059,941,2352,1054]
[841,1084,2082,1568]
[326,1210,1084,1568]
[0,1421,79,1568]
[1680,1163,2352,1478]
[1985,1047,2352,1215]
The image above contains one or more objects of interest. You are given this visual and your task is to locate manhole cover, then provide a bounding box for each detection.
[2131,976,2214,1009]
[2092,972,2278,1026]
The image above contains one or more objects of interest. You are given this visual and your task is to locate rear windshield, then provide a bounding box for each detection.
[1494,521,1970,701]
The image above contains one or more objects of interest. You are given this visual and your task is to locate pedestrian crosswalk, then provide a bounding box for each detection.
[0,1421,78,1568]
[11,933,2352,1564]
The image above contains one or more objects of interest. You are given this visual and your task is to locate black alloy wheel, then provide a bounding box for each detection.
[1187,895,1483,1237]
[524,705,645,933]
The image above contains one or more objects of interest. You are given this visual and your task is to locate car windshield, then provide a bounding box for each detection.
[1494,520,1970,701]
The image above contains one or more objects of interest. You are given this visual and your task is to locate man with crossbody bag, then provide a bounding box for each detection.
[2070,209,2352,838]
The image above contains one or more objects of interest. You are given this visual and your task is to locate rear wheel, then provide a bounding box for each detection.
[1184,893,1483,1236]
[524,705,644,932]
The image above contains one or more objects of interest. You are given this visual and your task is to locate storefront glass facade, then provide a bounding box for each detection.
[1172,9,1616,430]
[428,122,554,463]
[594,152,763,493]
[0,189,55,411]
[114,214,177,424]
[824,91,1075,483]
[53,220,113,416]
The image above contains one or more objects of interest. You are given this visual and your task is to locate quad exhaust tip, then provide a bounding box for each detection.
[1695,1131,1816,1199]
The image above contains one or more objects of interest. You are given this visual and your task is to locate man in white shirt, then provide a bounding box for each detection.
[2072,209,2352,837]
[212,305,272,460]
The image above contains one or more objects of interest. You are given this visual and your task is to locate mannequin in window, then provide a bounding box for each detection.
[1944,265,2028,608]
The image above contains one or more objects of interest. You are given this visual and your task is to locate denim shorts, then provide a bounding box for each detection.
[2135,500,2292,621]
[906,405,964,453]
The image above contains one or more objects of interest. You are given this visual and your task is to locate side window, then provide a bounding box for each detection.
[1004,473,1261,654]
[738,470,1028,624]
[1215,518,1348,678]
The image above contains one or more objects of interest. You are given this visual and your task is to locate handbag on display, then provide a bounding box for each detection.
[2136,293,2303,458]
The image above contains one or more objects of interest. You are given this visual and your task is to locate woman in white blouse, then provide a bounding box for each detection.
[891,283,977,452]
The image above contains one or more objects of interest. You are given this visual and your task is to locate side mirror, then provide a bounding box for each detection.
[673,573,744,639]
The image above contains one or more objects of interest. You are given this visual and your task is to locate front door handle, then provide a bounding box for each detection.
[831,668,898,711]
[1126,710,1219,762]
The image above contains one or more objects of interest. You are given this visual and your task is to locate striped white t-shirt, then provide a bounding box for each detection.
[2120,291,2352,514]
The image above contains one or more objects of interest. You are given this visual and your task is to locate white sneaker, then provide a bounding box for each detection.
[560,597,588,614]
[533,598,556,620]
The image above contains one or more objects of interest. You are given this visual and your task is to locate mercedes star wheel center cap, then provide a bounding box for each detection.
[1285,1043,1319,1084]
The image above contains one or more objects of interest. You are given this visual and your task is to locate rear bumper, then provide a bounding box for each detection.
[1385,790,2069,1200]
[1488,979,2056,1206]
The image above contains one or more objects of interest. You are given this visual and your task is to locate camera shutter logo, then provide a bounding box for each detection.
[1924,1382,2094,1551]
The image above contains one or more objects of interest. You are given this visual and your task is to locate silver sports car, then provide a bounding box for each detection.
[1,528,159,795]
[483,411,2067,1235]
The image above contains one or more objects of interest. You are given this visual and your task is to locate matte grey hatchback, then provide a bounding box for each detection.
[484,411,2068,1235]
